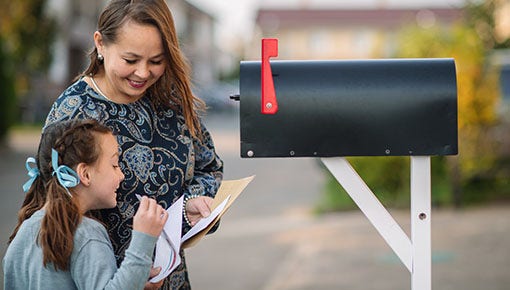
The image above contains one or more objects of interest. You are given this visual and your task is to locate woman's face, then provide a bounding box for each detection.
[95,20,166,103]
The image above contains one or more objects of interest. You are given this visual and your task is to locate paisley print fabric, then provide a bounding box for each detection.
[44,78,223,290]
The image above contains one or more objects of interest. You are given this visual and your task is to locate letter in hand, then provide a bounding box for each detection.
[185,196,213,226]
[134,196,168,237]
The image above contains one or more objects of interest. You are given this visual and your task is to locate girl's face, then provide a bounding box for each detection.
[95,20,166,103]
[86,133,124,210]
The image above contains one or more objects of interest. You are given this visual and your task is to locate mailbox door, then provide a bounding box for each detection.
[239,58,458,158]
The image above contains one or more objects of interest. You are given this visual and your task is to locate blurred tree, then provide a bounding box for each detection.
[317,0,509,212]
[465,0,510,49]
[0,36,16,144]
[396,0,505,207]
[0,0,56,141]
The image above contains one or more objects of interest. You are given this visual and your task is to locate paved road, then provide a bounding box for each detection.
[1,112,509,290]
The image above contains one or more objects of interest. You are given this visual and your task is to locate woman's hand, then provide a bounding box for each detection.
[133,196,168,237]
[185,196,213,226]
[143,267,164,290]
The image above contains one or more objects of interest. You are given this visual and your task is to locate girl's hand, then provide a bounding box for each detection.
[133,196,168,237]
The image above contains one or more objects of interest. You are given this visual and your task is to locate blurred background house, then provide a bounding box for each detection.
[46,0,217,87]
[248,1,464,60]
[22,0,221,122]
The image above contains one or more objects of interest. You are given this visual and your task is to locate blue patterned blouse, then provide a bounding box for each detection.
[44,78,223,289]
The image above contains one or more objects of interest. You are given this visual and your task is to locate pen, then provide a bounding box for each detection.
[135,194,177,248]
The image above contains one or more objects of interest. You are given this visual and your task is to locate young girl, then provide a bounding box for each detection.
[3,119,168,289]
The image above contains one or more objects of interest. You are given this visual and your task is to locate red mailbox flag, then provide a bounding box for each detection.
[261,38,278,114]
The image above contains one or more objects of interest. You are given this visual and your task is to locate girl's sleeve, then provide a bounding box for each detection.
[71,230,157,290]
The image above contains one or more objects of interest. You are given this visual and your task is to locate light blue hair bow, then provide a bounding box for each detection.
[22,157,39,192]
[51,149,80,197]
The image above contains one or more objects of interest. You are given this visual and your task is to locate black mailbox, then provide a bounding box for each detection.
[238,58,458,158]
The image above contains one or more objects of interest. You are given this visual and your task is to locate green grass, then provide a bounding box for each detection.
[315,156,510,214]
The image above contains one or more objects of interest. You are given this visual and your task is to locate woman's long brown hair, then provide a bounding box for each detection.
[9,119,111,271]
[82,0,205,139]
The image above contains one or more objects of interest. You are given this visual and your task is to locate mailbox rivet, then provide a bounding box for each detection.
[419,213,427,220]
[265,102,273,109]
[289,150,295,156]
[247,150,254,157]
[385,149,391,155]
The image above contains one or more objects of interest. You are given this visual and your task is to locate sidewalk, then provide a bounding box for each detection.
[187,201,510,290]
[1,113,510,290]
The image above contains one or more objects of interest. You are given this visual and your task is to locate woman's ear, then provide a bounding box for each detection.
[93,31,104,55]
[76,163,91,187]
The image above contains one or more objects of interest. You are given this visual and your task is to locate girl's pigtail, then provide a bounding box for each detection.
[8,177,46,243]
[39,180,81,270]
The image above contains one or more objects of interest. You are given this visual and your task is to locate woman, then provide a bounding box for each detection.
[44,0,224,289]
[4,119,168,289]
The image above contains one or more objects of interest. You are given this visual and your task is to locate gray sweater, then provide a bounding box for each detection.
[3,210,157,290]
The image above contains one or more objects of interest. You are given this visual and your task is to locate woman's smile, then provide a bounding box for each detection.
[128,79,147,89]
